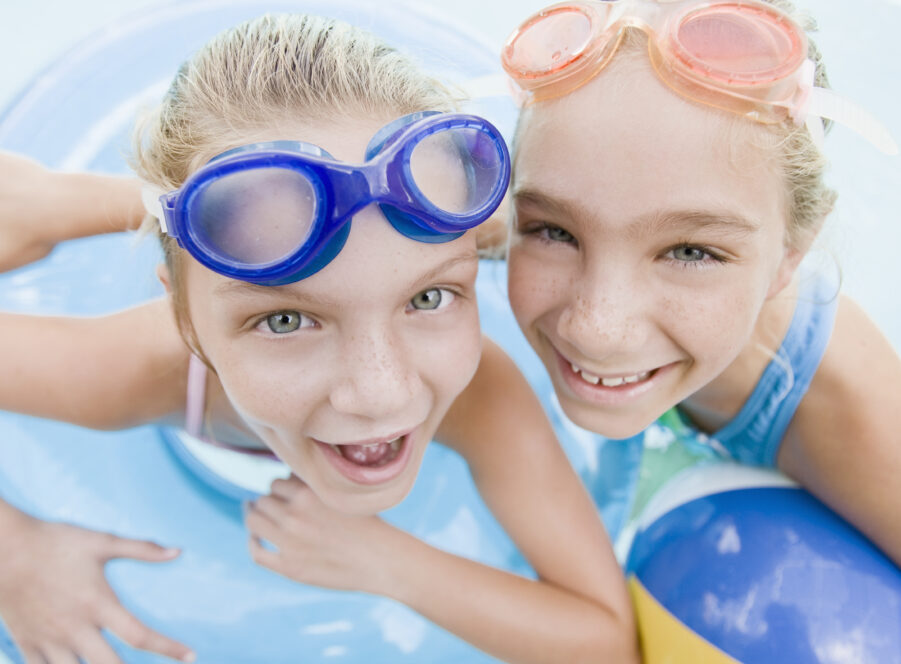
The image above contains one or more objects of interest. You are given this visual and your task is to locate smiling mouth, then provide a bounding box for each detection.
[567,360,655,389]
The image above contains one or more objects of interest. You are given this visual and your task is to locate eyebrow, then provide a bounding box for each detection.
[407,250,479,289]
[212,251,479,303]
[513,187,581,222]
[513,187,760,238]
[636,211,760,240]
[213,280,340,308]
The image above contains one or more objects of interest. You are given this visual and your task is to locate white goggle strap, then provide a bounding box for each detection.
[141,183,170,235]
[793,59,897,155]
[806,86,898,155]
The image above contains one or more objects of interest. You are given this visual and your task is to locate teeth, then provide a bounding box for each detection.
[335,436,403,449]
[581,370,601,385]
[570,362,651,388]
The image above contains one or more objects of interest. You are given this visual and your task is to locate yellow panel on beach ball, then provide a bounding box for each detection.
[629,576,740,664]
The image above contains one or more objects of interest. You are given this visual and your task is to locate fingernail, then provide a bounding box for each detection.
[182,651,197,663]
[162,547,181,558]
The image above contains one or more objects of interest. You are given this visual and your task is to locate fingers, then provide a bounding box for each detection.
[252,493,293,521]
[36,645,79,664]
[102,535,180,563]
[248,535,282,572]
[101,603,195,663]
[71,631,123,664]
[268,475,305,499]
[244,501,283,544]
[19,645,45,664]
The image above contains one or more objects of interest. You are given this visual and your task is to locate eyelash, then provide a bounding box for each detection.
[518,221,578,247]
[253,310,318,336]
[519,221,727,269]
[661,244,728,269]
[249,287,460,336]
[406,287,458,313]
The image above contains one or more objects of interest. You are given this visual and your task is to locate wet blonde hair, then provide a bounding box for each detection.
[131,13,457,353]
[511,0,837,252]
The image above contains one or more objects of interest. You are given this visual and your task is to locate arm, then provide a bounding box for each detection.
[0,298,188,429]
[0,498,194,663]
[778,295,901,565]
[0,151,143,272]
[247,338,638,664]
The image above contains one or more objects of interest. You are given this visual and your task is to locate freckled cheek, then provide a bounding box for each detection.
[662,289,761,366]
[214,354,324,432]
[507,253,570,328]
[414,315,482,410]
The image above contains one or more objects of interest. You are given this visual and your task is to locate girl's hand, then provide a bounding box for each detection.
[0,510,195,664]
[245,477,397,595]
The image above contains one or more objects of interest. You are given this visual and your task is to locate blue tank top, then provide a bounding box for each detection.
[702,276,840,467]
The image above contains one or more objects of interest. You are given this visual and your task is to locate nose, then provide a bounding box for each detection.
[328,327,424,420]
[556,264,650,361]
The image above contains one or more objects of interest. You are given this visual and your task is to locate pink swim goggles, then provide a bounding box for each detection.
[500,0,897,153]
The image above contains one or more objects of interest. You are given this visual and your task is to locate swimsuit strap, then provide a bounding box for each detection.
[707,275,839,467]
[186,353,208,438]
[184,354,281,460]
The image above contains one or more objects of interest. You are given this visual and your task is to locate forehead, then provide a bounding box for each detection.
[513,56,786,223]
[205,113,399,166]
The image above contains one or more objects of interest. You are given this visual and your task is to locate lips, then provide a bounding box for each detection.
[314,430,416,485]
[554,349,670,405]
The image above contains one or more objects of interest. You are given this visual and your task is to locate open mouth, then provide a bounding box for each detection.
[330,437,403,467]
[314,431,415,485]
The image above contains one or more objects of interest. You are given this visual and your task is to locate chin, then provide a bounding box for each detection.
[323,478,415,516]
[561,400,660,441]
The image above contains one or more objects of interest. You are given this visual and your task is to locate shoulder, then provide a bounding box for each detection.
[780,294,901,464]
[818,294,898,394]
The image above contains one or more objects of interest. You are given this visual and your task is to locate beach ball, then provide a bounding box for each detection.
[624,463,901,664]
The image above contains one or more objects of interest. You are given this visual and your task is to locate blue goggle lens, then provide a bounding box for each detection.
[188,166,318,266]
[408,126,505,217]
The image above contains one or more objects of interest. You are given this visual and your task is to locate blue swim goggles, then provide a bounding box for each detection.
[149,112,510,286]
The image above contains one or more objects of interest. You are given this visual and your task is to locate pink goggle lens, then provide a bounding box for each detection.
[505,7,595,76]
[675,5,804,83]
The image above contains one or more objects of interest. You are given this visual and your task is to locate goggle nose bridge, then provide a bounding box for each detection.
[323,150,405,227]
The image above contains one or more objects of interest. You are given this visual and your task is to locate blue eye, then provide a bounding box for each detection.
[546,225,575,243]
[670,246,709,262]
[410,288,454,311]
[262,311,312,333]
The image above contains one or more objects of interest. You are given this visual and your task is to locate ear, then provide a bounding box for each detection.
[156,263,173,294]
[766,246,804,299]
[767,214,826,299]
